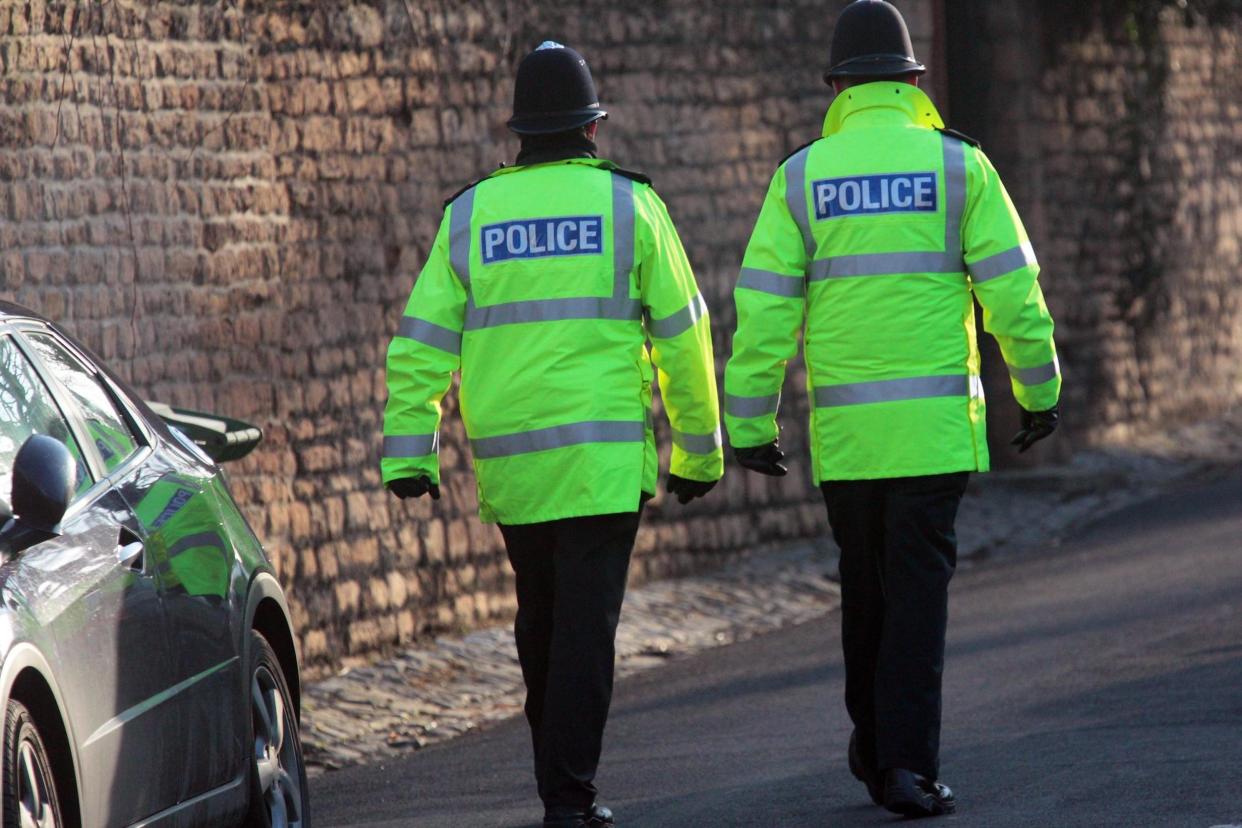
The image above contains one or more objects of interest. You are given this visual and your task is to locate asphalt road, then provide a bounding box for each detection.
[311,470,1242,827]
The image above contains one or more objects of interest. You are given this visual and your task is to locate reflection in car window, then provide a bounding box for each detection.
[0,335,93,500]
[23,333,140,475]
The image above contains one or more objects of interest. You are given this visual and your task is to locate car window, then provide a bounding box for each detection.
[0,334,93,501]
[22,333,141,475]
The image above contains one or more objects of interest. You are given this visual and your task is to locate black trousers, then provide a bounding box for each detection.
[821,472,969,780]
[499,510,641,812]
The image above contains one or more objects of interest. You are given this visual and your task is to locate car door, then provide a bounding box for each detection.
[12,329,185,826]
[119,451,246,805]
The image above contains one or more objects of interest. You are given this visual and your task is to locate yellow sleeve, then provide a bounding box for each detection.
[636,186,724,482]
[963,147,1061,412]
[724,163,807,448]
[381,209,467,484]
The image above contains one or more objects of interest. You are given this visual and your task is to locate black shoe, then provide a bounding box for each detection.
[543,802,615,827]
[883,769,955,818]
[848,731,884,806]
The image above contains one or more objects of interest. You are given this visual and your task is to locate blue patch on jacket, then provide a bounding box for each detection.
[480,216,605,264]
[812,173,938,220]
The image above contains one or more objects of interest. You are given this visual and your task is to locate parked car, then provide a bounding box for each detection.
[0,301,308,827]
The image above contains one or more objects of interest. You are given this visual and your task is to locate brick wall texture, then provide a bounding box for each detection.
[0,0,942,672]
[946,2,1242,445]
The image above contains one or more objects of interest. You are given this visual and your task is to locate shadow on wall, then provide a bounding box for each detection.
[944,0,1242,461]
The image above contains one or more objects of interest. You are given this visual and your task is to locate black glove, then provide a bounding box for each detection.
[1011,405,1059,454]
[387,475,441,501]
[734,441,788,476]
[666,474,717,504]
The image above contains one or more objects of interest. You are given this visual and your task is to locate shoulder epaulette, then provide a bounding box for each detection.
[779,138,821,167]
[937,128,981,149]
[610,166,653,187]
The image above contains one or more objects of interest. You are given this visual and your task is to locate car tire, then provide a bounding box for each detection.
[2,699,64,828]
[244,630,310,828]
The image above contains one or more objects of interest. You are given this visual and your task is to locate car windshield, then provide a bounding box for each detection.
[0,334,93,504]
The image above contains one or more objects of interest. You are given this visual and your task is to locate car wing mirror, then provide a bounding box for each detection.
[145,401,263,464]
[0,434,75,557]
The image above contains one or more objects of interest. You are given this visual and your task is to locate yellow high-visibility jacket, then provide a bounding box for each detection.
[725,82,1060,480]
[383,157,723,524]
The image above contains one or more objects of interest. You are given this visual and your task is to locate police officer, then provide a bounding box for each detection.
[724,0,1060,817]
[382,41,724,828]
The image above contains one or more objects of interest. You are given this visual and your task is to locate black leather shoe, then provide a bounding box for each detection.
[883,769,955,818]
[543,802,615,827]
[848,731,884,806]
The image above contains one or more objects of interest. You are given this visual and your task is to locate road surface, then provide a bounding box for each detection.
[312,469,1242,827]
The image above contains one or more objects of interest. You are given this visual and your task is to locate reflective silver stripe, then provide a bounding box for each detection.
[449,186,476,288]
[968,241,1037,283]
[814,375,971,407]
[672,426,722,455]
[648,292,707,339]
[942,134,966,258]
[784,146,815,260]
[808,251,965,282]
[1009,357,1059,387]
[725,392,781,419]
[83,657,239,749]
[611,173,635,297]
[397,316,462,354]
[470,420,646,460]
[383,434,440,457]
[465,296,642,330]
[737,267,805,297]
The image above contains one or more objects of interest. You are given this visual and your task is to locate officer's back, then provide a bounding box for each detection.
[804,104,969,366]
[457,161,647,435]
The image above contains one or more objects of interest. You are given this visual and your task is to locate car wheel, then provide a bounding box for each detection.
[2,699,63,828]
[244,631,310,828]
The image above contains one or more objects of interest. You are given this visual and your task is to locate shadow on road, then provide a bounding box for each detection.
[618,659,840,719]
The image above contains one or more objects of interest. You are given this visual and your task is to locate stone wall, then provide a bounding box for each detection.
[945,1,1242,448]
[0,0,941,672]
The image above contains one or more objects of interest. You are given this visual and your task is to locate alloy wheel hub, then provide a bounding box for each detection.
[252,666,304,828]
[17,739,56,828]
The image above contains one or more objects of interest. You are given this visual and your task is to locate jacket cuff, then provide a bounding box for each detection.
[670,447,725,482]
[1012,376,1061,413]
[381,456,440,486]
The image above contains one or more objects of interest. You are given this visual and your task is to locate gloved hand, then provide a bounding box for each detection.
[386,475,441,501]
[734,441,788,476]
[1011,405,1059,454]
[666,474,717,504]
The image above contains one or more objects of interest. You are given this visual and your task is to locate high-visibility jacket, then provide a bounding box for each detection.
[725,82,1061,481]
[383,157,723,524]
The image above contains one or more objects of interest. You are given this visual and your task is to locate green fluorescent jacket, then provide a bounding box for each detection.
[383,158,723,524]
[725,82,1061,481]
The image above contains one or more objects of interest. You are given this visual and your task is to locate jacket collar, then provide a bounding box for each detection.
[490,156,617,179]
[821,81,945,138]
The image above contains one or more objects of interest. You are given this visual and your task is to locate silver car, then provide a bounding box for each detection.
[0,301,309,827]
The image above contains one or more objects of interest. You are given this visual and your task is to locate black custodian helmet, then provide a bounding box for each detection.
[824,0,926,83]
[507,42,608,135]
